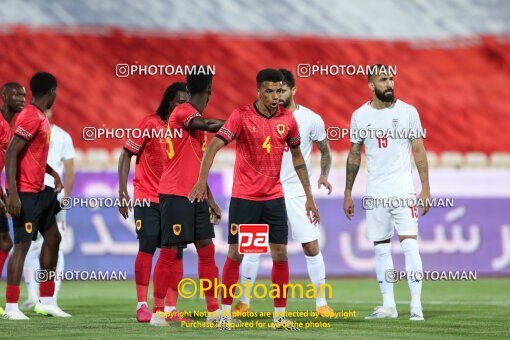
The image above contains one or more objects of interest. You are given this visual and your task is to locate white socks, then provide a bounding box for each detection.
[374,243,395,308]
[5,303,20,313]
[305,252,327,307]
[239,254,260,304]
[401,238,423,309]
[164,306,176,312]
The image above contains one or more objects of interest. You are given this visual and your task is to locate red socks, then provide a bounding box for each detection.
[153,248,177,312]
[165,256,183,307]
[135,251,153,303]
[220,256,240,307]
[40,280,55,297]
[197,244,219,312]
[0,250,8,278]
[272,260,289,308]
[6,284,20,303]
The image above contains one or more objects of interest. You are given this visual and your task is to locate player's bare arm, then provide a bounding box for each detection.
[290,146,320,224]
[117,149,133,219]
[63,158,75,198]
[412,137,431,216]
[316,138,332,194]
[46,163,63,193]
[5,135,28,216]
[188,136,225,202]
[189,116,225,133]
[206,184,221,224]
[344,142,362,220]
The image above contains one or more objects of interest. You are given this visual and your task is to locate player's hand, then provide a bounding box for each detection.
[343,195,355,220]
[209,200,222,225]
[188,180,207,203]
[53,174,64,193]
[418,189,431,216]
[118,191,131,219]
[7,193,21,217]
[318,176,332,195]
[305,196,320,224]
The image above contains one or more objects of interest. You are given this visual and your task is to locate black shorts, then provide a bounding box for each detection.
[134,203,161,248]
[159,194,215,247]
[0,212,8,233]
[12,186,60,243]
[228,197,288,245]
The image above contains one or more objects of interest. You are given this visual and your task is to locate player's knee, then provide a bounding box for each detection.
[302,241,319,256]
[195,239,213,249]
[227,245,243,262]
[0,233,13,252]
[270,244,287,262]
[138,238,157,255]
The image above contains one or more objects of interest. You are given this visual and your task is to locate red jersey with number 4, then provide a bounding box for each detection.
[124,113,168,203]
[216,102,300,201]
[158,103,207,197]
[12,104,51,192]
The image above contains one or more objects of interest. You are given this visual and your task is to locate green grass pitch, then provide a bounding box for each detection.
[0,278,509,339]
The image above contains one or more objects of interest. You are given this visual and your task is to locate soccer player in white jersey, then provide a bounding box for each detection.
[343,65,430,321]
[234,69,335,317]
[22,108,76,310]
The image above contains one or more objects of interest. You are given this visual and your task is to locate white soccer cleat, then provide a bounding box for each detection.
[3,308,30,320]
[21,299,38,311]
[410,307,424,321]
[149,312,169,327]
[365,306,398,319]
[34,302,72,317]
[206,309,221,326]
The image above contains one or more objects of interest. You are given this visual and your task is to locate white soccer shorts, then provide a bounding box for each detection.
[285,195,320,243]
[365,196,419,241]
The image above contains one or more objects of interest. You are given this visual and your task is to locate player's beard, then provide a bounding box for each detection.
[375,87,394,102]
[280,96,292,109]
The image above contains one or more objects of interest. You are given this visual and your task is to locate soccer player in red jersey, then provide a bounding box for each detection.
[151,72,225,327]
[3,72,68,320]
[189,69,320,330]
[118,82,191,323]
[0,83,26,316]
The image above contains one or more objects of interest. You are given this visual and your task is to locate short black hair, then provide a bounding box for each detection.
[30,72,57,97]
[367,64,393,82]
[256,69,284,87]
[186,72,213,94]
[278,68,295,88]
[156,82,187,117]
[1,82,22,96]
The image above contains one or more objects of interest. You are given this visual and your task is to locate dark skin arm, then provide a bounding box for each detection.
[46,163,63,193]
[343,142,362,220]
[290,146,320,224]
[5,136,28,216]
[316,138,332,194]
[118,149,133,219]
[189,117,225,133]
[188,137,225,202]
